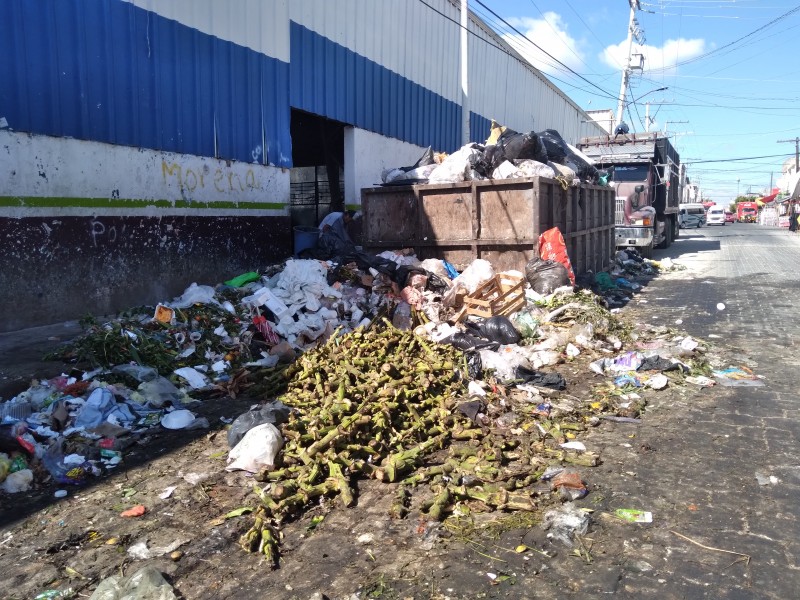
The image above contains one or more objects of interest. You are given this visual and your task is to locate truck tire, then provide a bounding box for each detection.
[672,215,680,240]
[656,220,672,249]
[640,243,653,259]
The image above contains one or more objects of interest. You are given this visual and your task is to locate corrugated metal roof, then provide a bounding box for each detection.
[0,0,292,167]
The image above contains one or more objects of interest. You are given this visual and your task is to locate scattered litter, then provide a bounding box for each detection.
[226,423,283,473]
[560,441,587,452]
[685,376,715,387]
[88,565,178,600]
[160,410,199,430]
[615,508,653,523]
[159,486,177,500]
[127,538,190,560]
[755,472,780,486]
[713,367,764,387]
[120,505,146,518]
[645,374,669,390]
[542,503,591,546]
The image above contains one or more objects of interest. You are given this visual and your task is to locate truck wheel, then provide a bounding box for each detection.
[673,215,680,240]
[640,243,653,259]
[656,221,672,249]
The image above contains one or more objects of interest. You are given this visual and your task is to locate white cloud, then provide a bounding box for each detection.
[600,38,708,73]
[502,13,586,75]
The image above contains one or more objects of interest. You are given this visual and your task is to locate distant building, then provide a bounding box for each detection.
[585,110,615,135]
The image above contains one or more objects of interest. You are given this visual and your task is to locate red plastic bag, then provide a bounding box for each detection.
[538,227,575,285]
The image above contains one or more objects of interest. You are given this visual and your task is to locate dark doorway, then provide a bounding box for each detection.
[290,110,346,227]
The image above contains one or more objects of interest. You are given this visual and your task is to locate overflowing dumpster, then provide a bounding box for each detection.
[362,177,616,274]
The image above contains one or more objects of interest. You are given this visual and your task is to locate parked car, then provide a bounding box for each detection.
[725,211,735,223]
[679,208,703,229]
[707,205,726,226]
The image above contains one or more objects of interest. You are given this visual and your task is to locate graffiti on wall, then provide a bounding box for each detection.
[161,160,260,195]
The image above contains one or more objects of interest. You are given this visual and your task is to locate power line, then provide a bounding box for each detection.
[684,153,793,164]
[470,0,620,101]
[647,3,800,72]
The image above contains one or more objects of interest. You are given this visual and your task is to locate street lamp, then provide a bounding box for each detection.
[628,86,668,106]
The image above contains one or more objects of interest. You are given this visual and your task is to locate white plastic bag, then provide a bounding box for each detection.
[169,283,219,309]
[1,469,33,493]
[479,346,532,383]
[491,160,523,180]
[452,259,494,294]
[516,160,556,178]
[226,423,284,473]
[428,145,482,184]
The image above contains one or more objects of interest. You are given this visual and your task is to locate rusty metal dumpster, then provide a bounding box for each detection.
[361,178,616,274]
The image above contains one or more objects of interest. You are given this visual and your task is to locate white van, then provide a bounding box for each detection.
[707,205,726,226]
[679,203,706,228]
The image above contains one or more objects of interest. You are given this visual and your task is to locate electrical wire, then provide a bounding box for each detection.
[647,3,800,72]
[470,0,620,101]
[684,153,794,164]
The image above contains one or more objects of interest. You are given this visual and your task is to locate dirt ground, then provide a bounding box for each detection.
[0,300,718,600]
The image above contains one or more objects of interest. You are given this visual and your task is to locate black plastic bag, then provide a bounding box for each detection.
[638,356,682,372]
[537,129,569,164]
[441,332,499,352]
[515,366,567,390]
[458,399,486,423]
[425,272,450,294]
[525,257,571,295]
[227,401,292,448]
[483,144,507,172]
[477,316,522,345]
[465,350,483,380]
[400,146,435,172]
[564,150,599,183]
[499,129,548,164]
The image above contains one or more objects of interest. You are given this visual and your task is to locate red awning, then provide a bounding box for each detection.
[757,192,779,204]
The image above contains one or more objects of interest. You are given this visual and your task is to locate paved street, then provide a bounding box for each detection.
[566,223,800,599]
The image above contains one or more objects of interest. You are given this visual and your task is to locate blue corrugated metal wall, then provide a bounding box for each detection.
[0,0,292,167]
[289,22,462,153]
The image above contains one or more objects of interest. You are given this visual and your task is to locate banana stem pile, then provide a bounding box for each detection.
[240,322,567,565]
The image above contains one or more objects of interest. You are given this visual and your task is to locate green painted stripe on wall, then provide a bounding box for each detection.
[0,196,286,211]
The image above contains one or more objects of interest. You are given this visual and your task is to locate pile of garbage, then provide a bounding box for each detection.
[0,230,714,577]
[591,248,685,308]
[382,123,601,187]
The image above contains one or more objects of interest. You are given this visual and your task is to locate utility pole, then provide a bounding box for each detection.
[615,0,643,130]
[777,137,799,173]
[663,120,688,136]
[644,99,672,132]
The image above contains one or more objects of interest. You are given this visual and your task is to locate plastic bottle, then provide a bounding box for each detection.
[392,302,412,331]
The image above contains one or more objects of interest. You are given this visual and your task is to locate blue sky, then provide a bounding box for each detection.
[473,0,800,203]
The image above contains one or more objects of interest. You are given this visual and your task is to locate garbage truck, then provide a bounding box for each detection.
[578,132,681,258]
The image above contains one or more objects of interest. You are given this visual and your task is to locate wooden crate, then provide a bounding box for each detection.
[461,273,526,320]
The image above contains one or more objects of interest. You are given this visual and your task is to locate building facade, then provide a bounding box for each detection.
[0,0,605,331]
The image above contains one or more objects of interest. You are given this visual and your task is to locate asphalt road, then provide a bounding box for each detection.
[592,223,800,599]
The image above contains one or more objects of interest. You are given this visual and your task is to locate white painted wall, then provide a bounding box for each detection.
[123,0,290,61]
[344,127,428,207]
[290,0,461,105]
[0,131,289,218]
